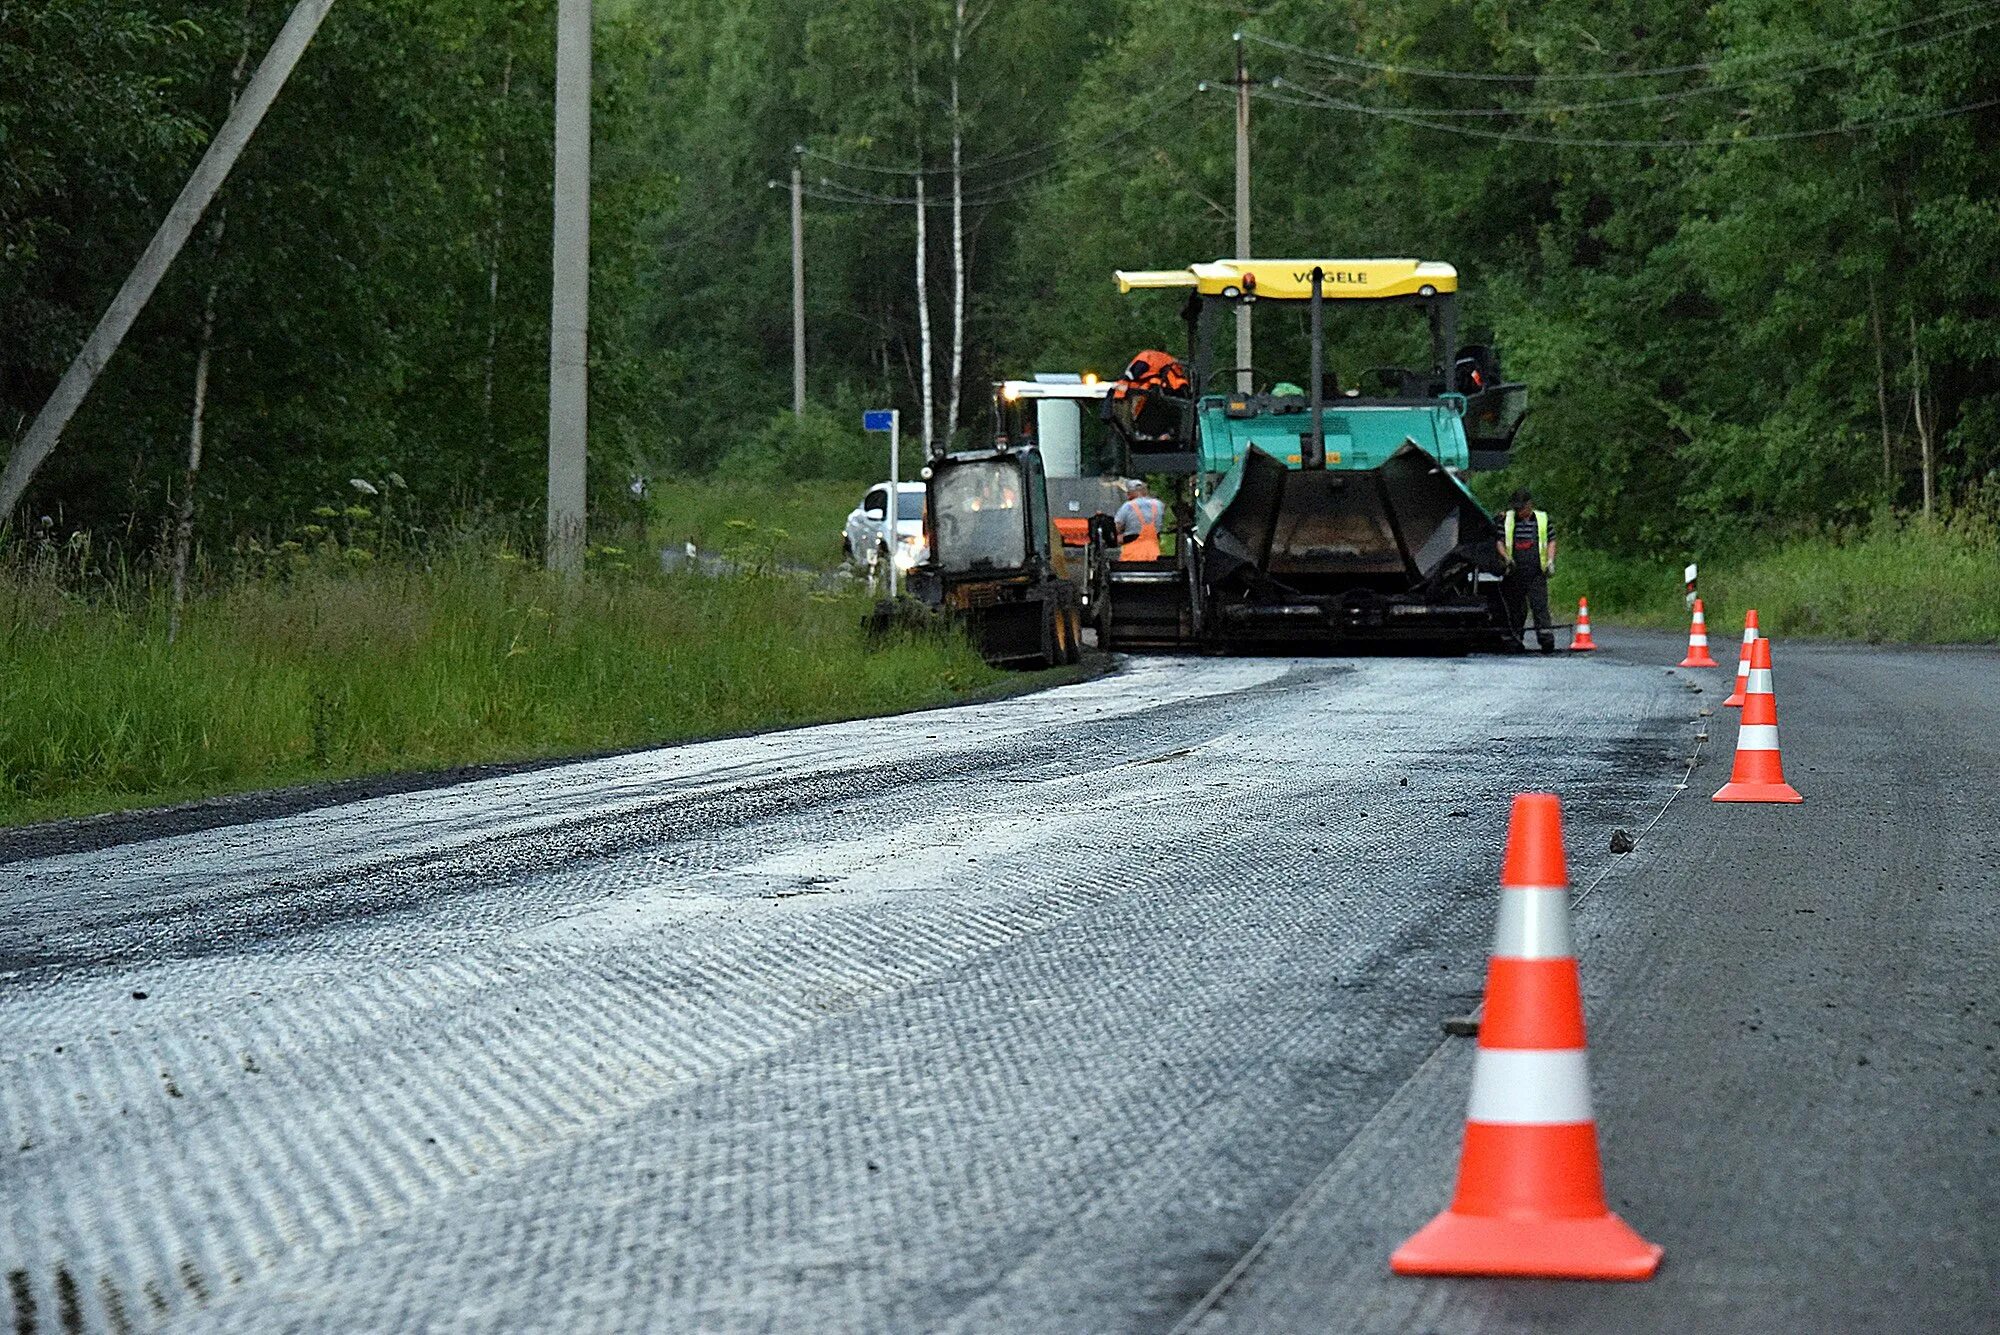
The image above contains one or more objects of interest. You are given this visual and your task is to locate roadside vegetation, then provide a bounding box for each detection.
[16,3,1996,579]
[7,2,1999,825]
[0,541,1002,827]
[651,476,862,571]
[1551,507,2000,645]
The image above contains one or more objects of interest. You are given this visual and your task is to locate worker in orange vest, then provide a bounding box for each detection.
[1109,350,1192,440]
[1114,479,1165,561]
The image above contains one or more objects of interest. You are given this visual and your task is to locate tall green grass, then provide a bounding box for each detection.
[0,552,1002,826]
[650,476,867,570]
[1551,512,2000,644]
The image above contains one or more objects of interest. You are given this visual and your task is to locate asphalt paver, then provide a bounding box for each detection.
[0,638,1991,1331]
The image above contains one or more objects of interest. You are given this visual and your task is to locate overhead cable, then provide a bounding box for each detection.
[1245,80,2000,148]
[798,85,1197,177]
[794,89,1198,205]
[797,134,1150,211]
[1241,2,2000,84]
[1285,14,2000,119]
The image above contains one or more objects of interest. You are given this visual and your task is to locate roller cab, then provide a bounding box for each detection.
[893,444,1086,669]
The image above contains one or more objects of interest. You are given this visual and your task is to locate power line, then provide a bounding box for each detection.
[1241,2,2000,84]
[800,174,1050,209]
[798,83,1195,177]
[795,132,1152,211]
[790,89,1199,205]
[799,158,1093,211]
[804,170,1061,209]
[802,132,1071,179]
[1245,80,2000,149]
[1280,13,2000,119]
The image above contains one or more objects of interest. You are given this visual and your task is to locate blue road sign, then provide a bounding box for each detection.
[862,409,895,432]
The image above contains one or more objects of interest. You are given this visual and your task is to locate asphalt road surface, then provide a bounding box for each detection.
[2,633,1994,1332]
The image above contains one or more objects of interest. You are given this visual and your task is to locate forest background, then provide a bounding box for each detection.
[7,0,1998,560]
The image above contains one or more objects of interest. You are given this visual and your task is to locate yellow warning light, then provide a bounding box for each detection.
[1082,371,1099,385]
[1002,384,1021,401]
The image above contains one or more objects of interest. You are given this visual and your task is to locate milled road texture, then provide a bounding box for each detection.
[1,641,1992,1332]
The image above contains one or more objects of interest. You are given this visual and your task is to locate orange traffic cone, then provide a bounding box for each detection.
[1722,609,1760,707]
[1391,794,1663,1281]
[1569,599,1598,652]
[1678,598,1718,667]
[1714,636,1801,803]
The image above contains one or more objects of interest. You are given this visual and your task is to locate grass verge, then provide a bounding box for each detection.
[0,553,1005,827]
[650,476,866,570]
[1551,512,2000,644]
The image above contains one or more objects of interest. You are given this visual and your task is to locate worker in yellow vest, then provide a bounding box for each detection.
[1114,479,1165,561]
[1496,487,1557,653]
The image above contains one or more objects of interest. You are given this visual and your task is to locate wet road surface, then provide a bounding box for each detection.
[1,639,1993,1331]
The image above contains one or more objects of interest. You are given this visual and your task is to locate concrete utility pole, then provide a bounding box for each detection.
[885,410,901,599]
[791,146,806,418]
[0,0,338,521]
[1233,32,1253,395]
[546,0,591,574]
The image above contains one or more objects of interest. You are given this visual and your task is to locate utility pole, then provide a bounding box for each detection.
[886,409,901,599]
[791,145,806,418]
[546,0,591,574]
[1233,32,1253,395]
[0,0,337,521]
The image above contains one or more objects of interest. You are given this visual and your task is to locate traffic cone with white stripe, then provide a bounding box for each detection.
[1678,598,1718,668]
[1569,599,1598,652]
[1391,793,1662,1281]
[1722,610,1759,707]
[1713,636,1801,803]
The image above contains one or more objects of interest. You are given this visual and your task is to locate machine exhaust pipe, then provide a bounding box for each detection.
[1306,266,1326,469]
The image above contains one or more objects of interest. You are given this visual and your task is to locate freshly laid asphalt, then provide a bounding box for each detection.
[1182,633,1999,1332]
[0,632,1993,1332]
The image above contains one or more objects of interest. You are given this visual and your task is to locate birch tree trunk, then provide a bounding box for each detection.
[914,171,934,458]
[1867,277,1893,491]
[1908,310,1933,519]
[910,54,934,459]
[944,2,966,451]
[168,19,254,645]
[482,50,515,457]
[167,259,222,644]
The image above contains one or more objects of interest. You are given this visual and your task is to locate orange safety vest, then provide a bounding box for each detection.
[1118,495,1164,561]
[1111,351,1191,440]
[1116,350,1190,396]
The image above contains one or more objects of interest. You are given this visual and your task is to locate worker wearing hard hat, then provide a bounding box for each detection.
[1496,487,1557,653]
[1109,350,1191,440]
[1113,480,1166,561]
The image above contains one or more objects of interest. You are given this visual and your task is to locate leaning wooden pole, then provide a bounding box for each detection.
[0,0,338,522]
